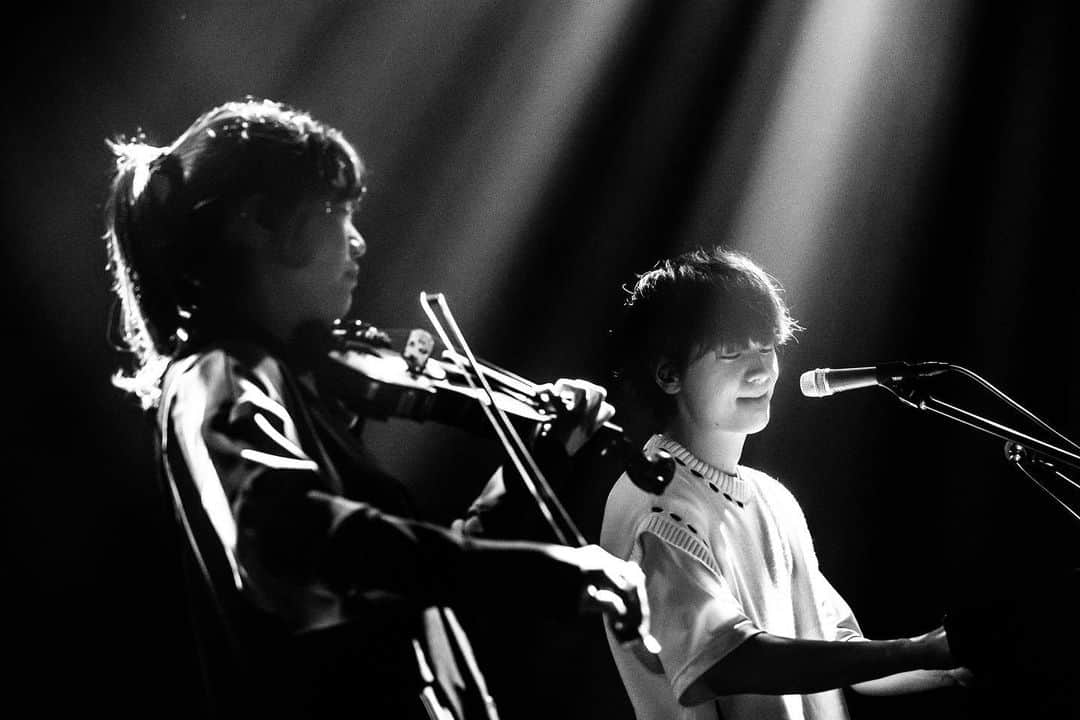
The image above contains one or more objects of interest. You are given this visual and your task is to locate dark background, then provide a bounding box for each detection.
[3,2,1076,718]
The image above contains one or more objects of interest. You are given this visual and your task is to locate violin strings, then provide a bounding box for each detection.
[419,292,568,543]
[419,292,585,547]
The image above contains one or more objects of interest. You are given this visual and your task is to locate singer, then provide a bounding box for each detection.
[600,247,970,720]
[101,97,652,720]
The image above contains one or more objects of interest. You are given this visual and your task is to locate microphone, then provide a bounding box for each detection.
[799,361,949,398]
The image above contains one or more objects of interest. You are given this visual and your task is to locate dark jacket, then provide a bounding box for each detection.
[157,332,577,719]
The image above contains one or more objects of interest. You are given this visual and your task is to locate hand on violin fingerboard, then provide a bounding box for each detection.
[539,378,616,457]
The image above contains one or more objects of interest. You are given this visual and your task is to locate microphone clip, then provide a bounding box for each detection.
[877,361,950,409]
[878,372,929,409]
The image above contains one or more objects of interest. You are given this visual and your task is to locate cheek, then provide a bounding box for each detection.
[680,368,734,415]
[713,369,744,399]
[297,214,351,264]
[679,365,712,401]
[282,213,323,266]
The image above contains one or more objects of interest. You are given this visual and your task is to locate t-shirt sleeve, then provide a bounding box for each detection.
[778,482,864,643]
[811,566,863,642]
[634,514,763,702]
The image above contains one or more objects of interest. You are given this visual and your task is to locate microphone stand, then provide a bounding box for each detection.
[882,370,1080,527]
[884,368,1080,717]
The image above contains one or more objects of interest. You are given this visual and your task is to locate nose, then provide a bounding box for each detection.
[745,352,775,385]
[349,229,366,261]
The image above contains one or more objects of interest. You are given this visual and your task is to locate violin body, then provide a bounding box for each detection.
[320,310,671,665]
[318,318,674,496]
[321,340,551,435]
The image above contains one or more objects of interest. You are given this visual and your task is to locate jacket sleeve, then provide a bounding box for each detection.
[456,430,581,542]
[164,350,581,630]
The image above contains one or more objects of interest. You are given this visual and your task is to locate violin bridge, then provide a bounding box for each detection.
[403,329,435,374]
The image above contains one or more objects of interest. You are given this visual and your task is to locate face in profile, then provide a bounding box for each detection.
[670,338,779,435]
[273,197,366,326]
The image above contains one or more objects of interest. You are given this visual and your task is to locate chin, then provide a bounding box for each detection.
[740,408,771,435]
[336,295,355,319]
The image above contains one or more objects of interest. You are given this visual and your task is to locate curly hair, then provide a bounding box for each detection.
[612,246,800,426]
[103,98,366,408]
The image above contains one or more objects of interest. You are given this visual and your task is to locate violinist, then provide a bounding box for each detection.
[102,97,650,720]
[600,247,971,720]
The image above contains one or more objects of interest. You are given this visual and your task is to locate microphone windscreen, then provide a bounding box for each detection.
[799,369,826,397]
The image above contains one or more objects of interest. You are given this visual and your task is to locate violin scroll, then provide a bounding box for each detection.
[626,446,675,496]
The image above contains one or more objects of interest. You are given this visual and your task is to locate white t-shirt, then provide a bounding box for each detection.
[601,435,863,720]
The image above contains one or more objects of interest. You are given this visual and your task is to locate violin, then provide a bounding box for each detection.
[318,292,672,669]
[319,318,675,496]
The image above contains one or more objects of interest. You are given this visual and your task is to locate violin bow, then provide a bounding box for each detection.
[418,292,662,663]
[419,291,582,546]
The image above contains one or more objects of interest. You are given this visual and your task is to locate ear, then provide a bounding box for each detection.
[654,358,681,395]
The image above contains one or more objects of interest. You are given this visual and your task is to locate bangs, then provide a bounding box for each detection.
[182,99,368,211]
[310,131,366,203]
[694,283,787,352]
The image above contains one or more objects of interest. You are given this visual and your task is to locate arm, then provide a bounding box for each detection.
[632,533,960,708]
[454,447,573,541]
[710,476,972,698]
[849,666,972,695]
[681,627,955,704]
[457,378,615,541]
[166,351,474,622]
[169,352,645,631]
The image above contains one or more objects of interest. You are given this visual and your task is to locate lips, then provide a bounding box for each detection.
[738,392,770,401]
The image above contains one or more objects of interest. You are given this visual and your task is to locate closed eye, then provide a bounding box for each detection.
[326,199,361,219]
[718,344,774,360]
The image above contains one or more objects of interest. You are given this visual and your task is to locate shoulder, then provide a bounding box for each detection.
[164,341,292,422]
[173,341,282,393]
[742,465,805,515]
[601,466,712,555]
[741,465,815,540]
[605,465,712,519]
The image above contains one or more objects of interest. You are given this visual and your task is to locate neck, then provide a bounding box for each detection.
[663,416,745,475]
[198,281,302,351]
[246,268,306,346]
[252,303,301,346]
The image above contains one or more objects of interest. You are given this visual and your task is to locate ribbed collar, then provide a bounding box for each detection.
[646,434,752,504]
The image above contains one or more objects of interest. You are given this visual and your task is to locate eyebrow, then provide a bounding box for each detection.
[717,338,775,353]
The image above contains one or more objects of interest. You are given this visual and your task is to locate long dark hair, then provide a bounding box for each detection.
[103,98,366,407]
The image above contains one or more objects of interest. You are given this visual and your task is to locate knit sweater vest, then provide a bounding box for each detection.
[601,435,861,720]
